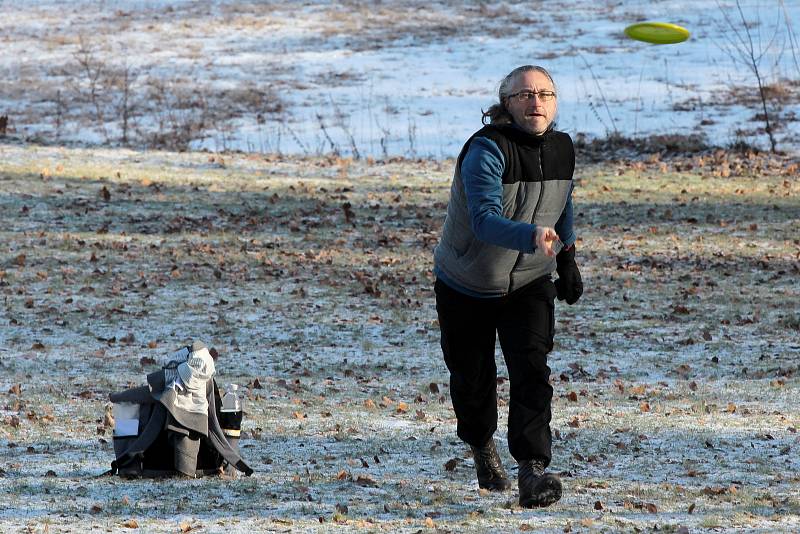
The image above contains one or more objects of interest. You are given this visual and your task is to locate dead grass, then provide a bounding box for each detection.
[0,143,798,532]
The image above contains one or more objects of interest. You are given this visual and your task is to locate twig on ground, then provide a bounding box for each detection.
[578,53,618,136]
[779,0,800,78]
[316,113,340,156]
[282,122,308,155]
[329,95,360,160]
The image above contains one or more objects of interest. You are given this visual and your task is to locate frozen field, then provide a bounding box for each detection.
[1,1,800,532]
[0,0,798,156]
[0,142,798,532]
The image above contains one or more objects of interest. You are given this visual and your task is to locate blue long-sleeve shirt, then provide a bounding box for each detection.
[460,136,576,253]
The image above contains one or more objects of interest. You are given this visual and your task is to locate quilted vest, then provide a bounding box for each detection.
[434,125,575,295]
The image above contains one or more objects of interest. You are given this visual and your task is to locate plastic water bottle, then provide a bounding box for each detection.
[219,384,243,451]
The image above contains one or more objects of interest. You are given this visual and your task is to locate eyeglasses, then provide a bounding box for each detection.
[507,90,557,102]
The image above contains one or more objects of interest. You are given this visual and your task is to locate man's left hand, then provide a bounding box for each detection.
[554,245,583,305]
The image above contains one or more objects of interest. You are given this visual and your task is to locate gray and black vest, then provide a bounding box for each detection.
[434,125,575,296]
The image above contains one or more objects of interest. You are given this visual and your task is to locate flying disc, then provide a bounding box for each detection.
[624,22,690,45]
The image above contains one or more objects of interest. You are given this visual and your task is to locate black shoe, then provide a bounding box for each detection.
[518,460,562,508]
[469,439,512,491]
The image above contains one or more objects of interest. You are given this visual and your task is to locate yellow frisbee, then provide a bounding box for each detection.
[624,22,690,45]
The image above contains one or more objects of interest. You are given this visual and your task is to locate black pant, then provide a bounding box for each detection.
[435,276,556,465]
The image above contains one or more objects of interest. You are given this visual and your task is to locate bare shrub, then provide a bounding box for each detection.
[715,0,790,153]
[63,37,142,145]
[223,83,284,116]
[579,53,618,136]
[72,36,110,142]
[54,90,64,140]
[139,77,212,151]
[106,59,138,145]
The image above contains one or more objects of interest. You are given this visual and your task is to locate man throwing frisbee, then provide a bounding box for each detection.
[433,65,582,507]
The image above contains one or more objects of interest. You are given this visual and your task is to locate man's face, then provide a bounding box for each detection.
[505,70,557,136]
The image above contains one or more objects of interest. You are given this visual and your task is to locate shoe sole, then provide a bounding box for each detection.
[519,475,562,508]
[478,480,513,492]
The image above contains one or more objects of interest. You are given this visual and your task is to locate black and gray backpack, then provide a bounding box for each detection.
[108,343,252,478]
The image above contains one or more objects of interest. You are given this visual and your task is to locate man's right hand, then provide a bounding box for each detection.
[534,226,559,257]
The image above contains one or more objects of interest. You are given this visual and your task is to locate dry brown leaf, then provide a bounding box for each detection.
[103,408,114,428]
[567,417,580,428]
[179,521,200,532]
[629,384,646,395]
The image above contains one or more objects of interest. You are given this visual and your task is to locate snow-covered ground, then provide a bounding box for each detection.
[1,2,800,532]
[0,142,798,532]
[1,0,798,157]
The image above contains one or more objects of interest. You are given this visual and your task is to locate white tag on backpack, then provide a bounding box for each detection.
[113,402,140,437]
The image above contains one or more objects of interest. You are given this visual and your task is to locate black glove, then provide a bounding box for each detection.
[554,245,583,305]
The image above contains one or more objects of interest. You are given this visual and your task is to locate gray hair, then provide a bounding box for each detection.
[481,65,557,127]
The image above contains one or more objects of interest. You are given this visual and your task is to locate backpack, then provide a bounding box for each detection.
[108,348,253,478]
